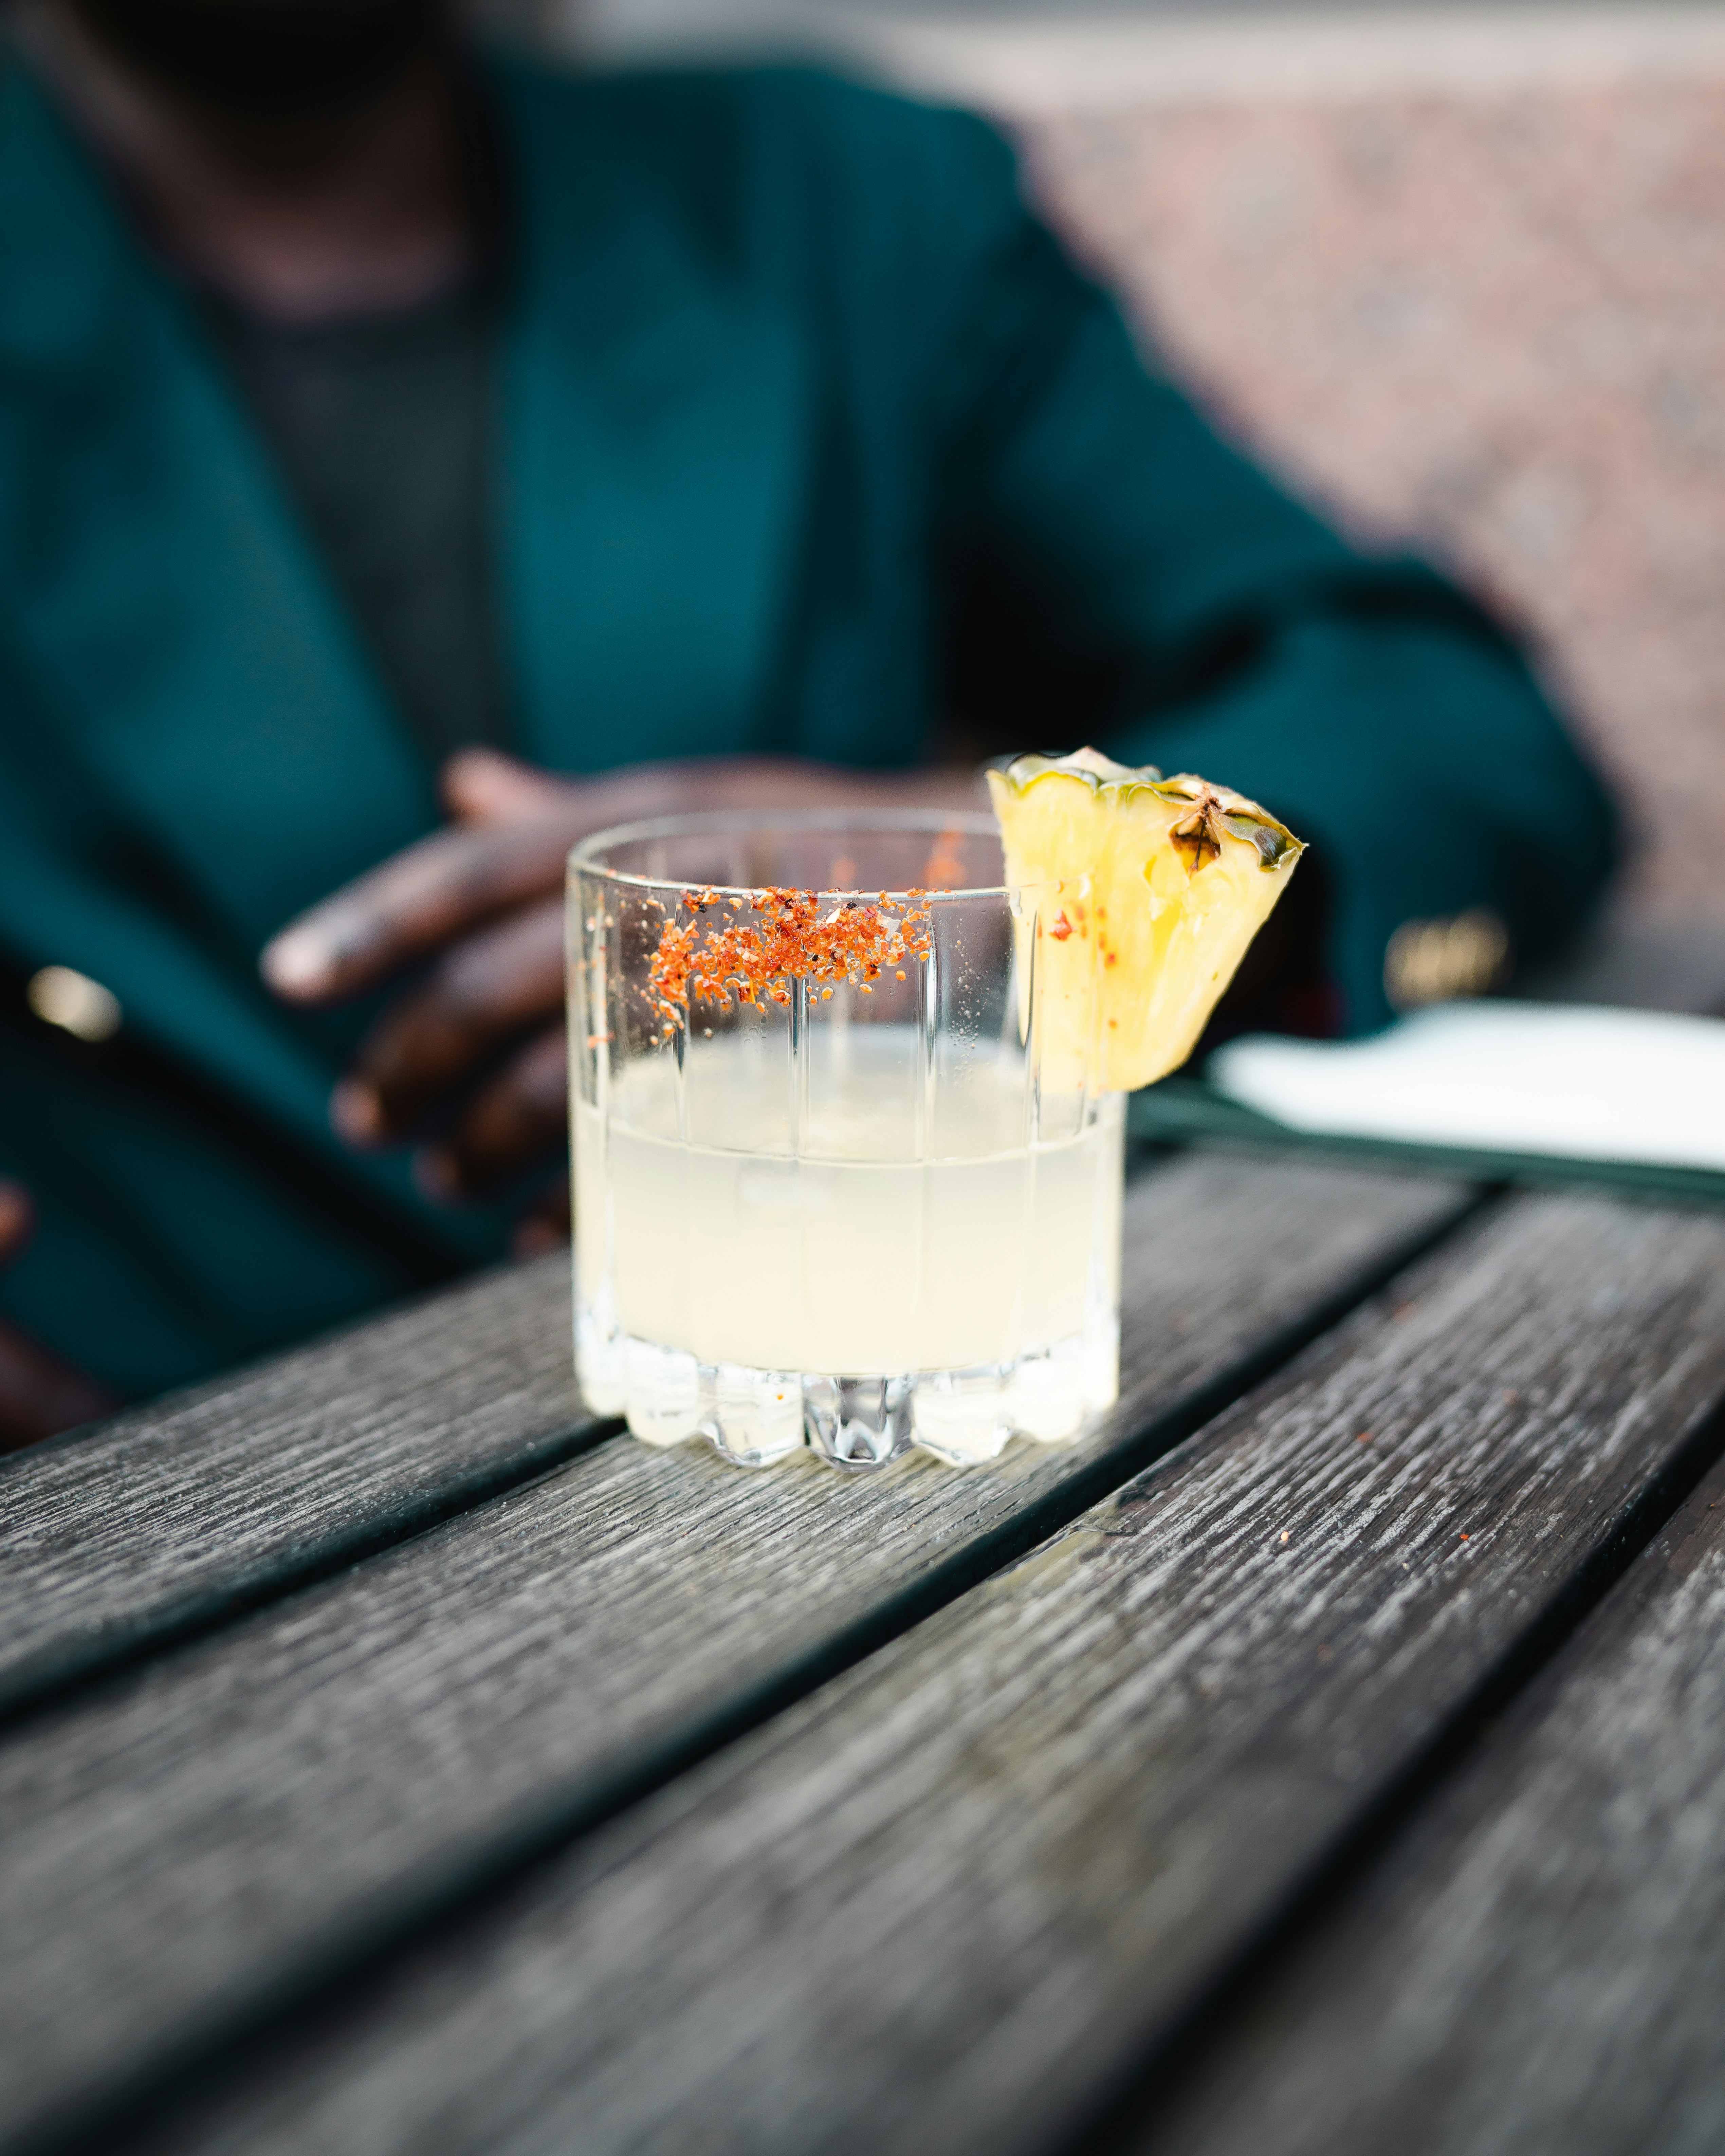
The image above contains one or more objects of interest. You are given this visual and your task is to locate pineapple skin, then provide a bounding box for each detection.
[989,751,1304,1094]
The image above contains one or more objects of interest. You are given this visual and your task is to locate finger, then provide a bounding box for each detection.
[261,816,577,1004]
[513,1174,571,1259]
[0,1321,119,1453]
[333,900,565,1145]
[0,1180,34,1263]
[442,749,580,825]
[445,753,694,837]
[416,1024,568,1201]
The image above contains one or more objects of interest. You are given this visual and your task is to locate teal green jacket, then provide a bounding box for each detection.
[0,54,1614,1402]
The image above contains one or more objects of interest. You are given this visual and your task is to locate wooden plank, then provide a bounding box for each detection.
[1114,1457,1725,2156]
[0,1256,598,1723]
[96,1186,1725,2156]
[0,1156,1472,2156]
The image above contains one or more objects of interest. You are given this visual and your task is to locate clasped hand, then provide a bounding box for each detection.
[262,750,983,1249]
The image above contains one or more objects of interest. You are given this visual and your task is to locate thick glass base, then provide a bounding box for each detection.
[577,1308,1120,1470]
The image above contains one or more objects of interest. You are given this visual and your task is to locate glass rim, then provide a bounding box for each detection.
[567,806,1011,900]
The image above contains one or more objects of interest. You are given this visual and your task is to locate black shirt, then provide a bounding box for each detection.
[209,279,510,764]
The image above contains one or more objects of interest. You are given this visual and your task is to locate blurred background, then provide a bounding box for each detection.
[504,0,1725,985]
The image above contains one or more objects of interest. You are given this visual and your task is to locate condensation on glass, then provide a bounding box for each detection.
[568,811,1124,1471]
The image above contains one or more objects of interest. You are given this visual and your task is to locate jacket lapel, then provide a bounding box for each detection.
[493,66,814,770]
[0,65,493,1254]
[0,64,439,960]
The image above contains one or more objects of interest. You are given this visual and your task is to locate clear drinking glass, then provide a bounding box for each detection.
[567,811,1124,1471]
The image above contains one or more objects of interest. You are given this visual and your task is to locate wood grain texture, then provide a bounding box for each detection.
[0,1157,1471,2156]
[1122,1458,1725,2156]
[111,1188,1725,2156]
[0,1256,592,1720]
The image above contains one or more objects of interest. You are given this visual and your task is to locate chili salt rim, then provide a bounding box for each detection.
[647,884,936,1037]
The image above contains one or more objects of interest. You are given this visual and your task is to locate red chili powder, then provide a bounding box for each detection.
[648,887,932,1038]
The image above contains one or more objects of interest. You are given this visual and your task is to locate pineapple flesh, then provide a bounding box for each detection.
[988,748,1305,1094]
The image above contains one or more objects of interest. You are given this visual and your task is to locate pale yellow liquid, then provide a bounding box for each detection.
[575,1030,1122,1381]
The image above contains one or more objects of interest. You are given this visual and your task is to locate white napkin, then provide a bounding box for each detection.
[1209,1001,1725,1173]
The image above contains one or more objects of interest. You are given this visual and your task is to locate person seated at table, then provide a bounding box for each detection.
[0,0,1617,1448]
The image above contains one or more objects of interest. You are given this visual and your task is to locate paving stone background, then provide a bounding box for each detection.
[1012,56,1725,921]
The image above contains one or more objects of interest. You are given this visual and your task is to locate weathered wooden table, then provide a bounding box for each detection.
[5,1137,1725,2156]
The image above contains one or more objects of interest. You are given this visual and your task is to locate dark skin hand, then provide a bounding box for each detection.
[0,1184,120,1452]
[261,752,988,1247]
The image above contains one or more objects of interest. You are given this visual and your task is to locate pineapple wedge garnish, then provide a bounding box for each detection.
[988,748,1305,1093]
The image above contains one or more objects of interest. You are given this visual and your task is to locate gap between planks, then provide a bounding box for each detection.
[0,1256,612,1732]
[77,1182,1725,2156]
[0,1154,1478,2156]
[1120,1448,1725,2156]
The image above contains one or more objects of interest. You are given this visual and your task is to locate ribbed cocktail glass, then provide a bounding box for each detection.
[568,811,1122,1470]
